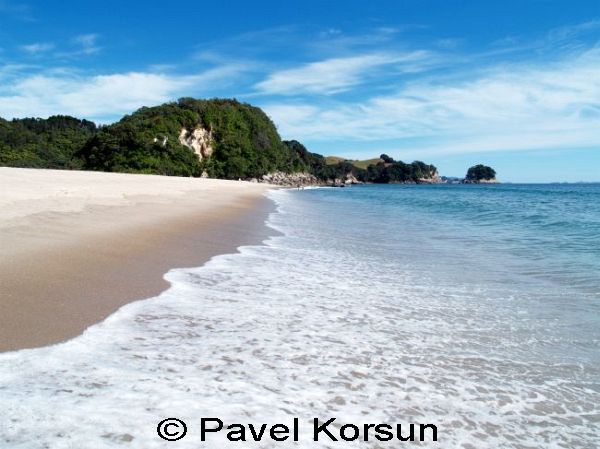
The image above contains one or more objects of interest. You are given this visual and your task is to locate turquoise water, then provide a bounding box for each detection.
[296,184,600,363]
[1,183,599,448]
[304,183,600,293]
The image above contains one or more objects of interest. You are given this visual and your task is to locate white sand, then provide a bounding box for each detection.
[0,167,274,351]
[0,167,269,224]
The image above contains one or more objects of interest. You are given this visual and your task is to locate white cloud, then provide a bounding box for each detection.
[255,51,431,95]
[20,42,54,54]
[2,23,599,160]
[72,33,100,55]
[262,47,600,156]
[0,1,33,21]
[16,35,102,60]
[73,34,98,46]
[0,73,190,121]
[0,64,250,122]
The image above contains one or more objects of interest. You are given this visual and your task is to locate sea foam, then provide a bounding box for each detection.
[1,188,598,448]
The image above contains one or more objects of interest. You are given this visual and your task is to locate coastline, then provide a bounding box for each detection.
[0,167,276,352]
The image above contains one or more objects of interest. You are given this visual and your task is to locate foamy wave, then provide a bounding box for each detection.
[1,189,598,448]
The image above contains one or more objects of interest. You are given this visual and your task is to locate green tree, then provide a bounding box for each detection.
[465,164,496,182]
[0,116,96,169]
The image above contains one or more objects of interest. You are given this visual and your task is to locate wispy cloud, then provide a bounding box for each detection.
[20,42,54,54]
[487,20,600,59]
[72,33,101,55]
[0,72,190,121]
[0,0,34,21]
[2,19,599,162]
[262,47,600,156]
[546,20,600,44]
[16,35,101,59]
[52,34,102,58]
[0,63,251,123]
[308,25,426,55]
[255,51,432,95]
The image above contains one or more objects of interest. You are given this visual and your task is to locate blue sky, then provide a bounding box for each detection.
[1,0,599,181]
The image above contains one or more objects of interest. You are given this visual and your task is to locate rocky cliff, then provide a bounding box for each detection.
[417,171,443,184]
[178,126,213,160]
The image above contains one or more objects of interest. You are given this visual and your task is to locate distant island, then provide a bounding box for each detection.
[324,156,498,185]
[0,97,496,186]
[463,164,498,183]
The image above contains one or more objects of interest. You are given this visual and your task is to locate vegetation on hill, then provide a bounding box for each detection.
[324,156,346,165]
[465,164,496,182]
[350,158,384,170]
[0,99,309,179]
[0,98,442,184]
[0,116,96,169]
[358,154,438,183]
[78,98,307,178]
[283,140,357,181]
[379,154,394,164]
[322,153,439,183]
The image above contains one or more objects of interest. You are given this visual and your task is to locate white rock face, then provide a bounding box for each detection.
[418,170,443,184]
[261,172,320,186]
[178,126,214,160]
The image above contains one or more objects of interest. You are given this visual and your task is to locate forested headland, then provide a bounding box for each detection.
[1,98,492,185]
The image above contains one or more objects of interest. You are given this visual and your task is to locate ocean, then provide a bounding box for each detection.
[1,184,599,448]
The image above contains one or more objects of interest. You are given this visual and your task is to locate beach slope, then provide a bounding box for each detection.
[0,168,274,352]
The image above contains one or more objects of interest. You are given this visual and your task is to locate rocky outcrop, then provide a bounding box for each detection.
[260,172,320,187]
[259,170,451,187]
[462,178,499,184]
[417,171,443,184]
[327,172,362,187]
[178,126,213,160]
[344,173,361,184]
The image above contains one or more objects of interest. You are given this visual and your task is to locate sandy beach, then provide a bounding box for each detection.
[0,167,274,352]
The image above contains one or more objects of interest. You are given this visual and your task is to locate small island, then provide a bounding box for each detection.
[463,164,498,184]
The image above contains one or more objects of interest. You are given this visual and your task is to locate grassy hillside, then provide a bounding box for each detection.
[324,156,347,165]
[350,158,384,170]
[325,156,384,170]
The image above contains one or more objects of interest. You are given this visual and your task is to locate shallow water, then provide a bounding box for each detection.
[1,184,599,448]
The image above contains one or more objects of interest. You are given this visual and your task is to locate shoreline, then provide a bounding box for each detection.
[0,168,276,352]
